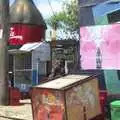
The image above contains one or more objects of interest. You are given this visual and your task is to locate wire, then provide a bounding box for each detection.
[47,0,68,40]
[47,0,56,17]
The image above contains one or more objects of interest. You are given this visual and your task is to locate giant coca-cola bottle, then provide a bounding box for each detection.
[9,0,47,45]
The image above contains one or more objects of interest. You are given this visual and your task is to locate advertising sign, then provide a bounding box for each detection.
[80,23,120,69]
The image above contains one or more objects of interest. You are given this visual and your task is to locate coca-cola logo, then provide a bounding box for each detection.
[10,27,23,40]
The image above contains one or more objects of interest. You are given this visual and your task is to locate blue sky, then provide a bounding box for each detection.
[10,0,62,19]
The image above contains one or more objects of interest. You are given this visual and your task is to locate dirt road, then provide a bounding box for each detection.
[0,100,33,120]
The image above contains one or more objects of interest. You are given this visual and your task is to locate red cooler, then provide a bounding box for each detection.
[31,75,101,120]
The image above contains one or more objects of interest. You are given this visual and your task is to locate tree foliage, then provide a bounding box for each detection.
[62,0,79,31]
[47,0,79,40]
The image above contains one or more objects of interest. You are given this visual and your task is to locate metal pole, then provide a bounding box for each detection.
[0,0,9,105]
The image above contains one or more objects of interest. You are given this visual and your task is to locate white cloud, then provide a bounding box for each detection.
[36,1,62,19]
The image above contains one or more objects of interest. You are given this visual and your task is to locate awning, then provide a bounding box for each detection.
[8,49,28,54]
[19,42,43,52]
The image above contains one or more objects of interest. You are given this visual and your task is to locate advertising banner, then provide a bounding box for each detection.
[80,23,120,69]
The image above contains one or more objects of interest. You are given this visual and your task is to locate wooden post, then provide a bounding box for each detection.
[51,24,57,47]
[51,29,56,47]
[0,0,9,105]
[83,106,87,120]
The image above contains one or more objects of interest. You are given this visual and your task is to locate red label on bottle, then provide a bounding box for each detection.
[9,24,45,45]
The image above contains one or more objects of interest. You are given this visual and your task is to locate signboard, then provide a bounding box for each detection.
[80,23,120,69]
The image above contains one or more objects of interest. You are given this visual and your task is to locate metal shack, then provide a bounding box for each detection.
[9,42,51,92]
[31,74,101,120]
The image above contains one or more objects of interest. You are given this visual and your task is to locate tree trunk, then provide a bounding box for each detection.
[0,0,9,105]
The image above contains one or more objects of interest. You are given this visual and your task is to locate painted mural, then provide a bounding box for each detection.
[31,89,65,120]
[65,79,101,120]
[80,23,120,69]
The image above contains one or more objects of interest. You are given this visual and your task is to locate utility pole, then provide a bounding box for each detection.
[0,0,9,105]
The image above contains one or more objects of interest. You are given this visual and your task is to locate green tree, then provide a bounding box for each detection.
[47,0,79,40]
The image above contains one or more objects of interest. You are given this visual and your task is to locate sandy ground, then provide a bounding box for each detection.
[0,99,33,120]
[0,99,109,120]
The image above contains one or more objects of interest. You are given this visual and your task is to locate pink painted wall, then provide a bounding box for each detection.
[80,23,120,69]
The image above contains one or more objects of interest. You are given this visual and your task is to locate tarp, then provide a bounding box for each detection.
[78,0,120,7]
[79,7,95,26]
[78,0,109,7]
[92,2,120,17]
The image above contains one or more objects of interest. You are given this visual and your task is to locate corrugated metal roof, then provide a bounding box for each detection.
[9,42,49,54]
[19,42,43,52]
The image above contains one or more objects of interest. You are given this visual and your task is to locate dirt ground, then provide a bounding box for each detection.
[0,99,33,120]
[0,99,109,120]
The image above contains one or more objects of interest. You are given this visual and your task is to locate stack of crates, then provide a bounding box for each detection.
[9,87,21,105]
[99,90,107,114]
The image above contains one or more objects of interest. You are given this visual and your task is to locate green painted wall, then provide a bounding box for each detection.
[94,15,120,94]
[104,70,120,94]
[95,15,108,25]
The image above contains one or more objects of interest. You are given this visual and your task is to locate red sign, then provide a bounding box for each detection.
[31,89,65,120]
[9,24,45,45]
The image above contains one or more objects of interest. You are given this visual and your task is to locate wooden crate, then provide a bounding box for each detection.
[31,74,101,120]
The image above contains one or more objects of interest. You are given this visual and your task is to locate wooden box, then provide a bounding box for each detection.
[31,74,101,120]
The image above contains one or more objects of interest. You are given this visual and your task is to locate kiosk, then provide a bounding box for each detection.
[9,42,51,92]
